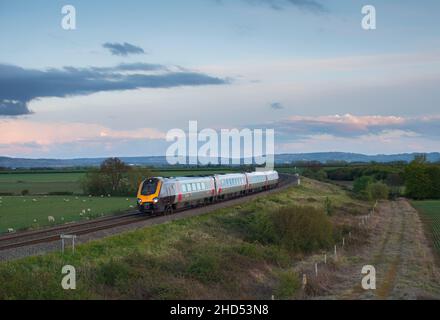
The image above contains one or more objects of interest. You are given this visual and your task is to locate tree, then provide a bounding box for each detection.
[404,160,432,199]
[353,176,374,195]
[100,158,130,193]
[81,158,154,196]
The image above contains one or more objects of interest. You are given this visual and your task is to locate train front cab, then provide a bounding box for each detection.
[136,178,162,213]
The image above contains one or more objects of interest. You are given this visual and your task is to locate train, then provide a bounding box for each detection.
[136,170,279,214]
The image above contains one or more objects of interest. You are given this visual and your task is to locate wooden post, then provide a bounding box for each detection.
[334,245,337,260]
[324,253,327,264]
[302,274,307,290]
[315,263,318,277]
[342,237,345,247]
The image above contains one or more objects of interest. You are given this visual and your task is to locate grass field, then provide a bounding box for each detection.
[0,168,240,196]
[411,200,440,253]
[0,195,136,234]
[0,178,371,299]
[0,172,85,195]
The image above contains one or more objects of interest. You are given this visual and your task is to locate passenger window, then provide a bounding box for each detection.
[197,182,202,190]
[182,184,187,192]
[192,183,197,191]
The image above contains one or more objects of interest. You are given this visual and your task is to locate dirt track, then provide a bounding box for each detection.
[316,199,440,299]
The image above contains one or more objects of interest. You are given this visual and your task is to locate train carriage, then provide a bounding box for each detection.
[137,170,279,214]
[214,173,247,200]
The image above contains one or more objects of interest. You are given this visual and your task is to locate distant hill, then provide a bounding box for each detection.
[1,152,439,169]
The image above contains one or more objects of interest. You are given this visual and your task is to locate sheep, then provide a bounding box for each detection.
[48,216,55,223]
[7,228,14,233]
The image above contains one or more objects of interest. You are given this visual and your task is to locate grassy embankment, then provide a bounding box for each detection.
[0,178,370,299]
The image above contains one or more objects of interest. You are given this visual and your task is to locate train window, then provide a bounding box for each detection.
[182,184,187,193]
[197,182,202,190]
[192,183,197,191]
[141,179,158,196]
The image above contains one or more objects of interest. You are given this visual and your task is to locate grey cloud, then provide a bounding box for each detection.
[251,115,440,143]
[102,42,145,56]
[0,100,32,116]
[0,63,228,116]
[270,102,284,110]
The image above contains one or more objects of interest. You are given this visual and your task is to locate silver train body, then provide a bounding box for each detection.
[137,170,279,213]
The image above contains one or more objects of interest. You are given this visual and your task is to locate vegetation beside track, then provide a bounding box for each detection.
[0,178,370,299]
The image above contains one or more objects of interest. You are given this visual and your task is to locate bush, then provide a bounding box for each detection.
[272,206,333,253]
[21,189,29,196]
[353,176,374,195]
[275,270,300,299]
[366,181,389,201]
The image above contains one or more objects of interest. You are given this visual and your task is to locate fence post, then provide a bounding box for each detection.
[315,263,318,277]
[302,274,307,290]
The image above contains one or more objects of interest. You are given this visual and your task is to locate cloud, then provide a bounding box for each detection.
[0,119,165,146]
[0,100,32,116]
[255,113,440,142]
[270,102,284,110]
[102,42,145,56]
[0,63,228,116]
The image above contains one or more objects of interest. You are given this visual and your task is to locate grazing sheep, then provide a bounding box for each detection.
[33,219,37,223]
[7,228,14,233]
[87,208,91,212]
[32,198,37,202]
[48,216,55,222]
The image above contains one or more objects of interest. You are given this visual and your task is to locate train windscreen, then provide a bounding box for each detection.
[141,179,159,195]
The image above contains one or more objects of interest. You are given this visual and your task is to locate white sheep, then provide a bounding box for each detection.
[48,216,55,222]
[7,228,14,233]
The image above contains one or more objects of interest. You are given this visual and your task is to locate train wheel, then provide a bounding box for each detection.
[165,205,173,215]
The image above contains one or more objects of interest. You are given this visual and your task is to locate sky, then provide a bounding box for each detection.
[0,0,440,158]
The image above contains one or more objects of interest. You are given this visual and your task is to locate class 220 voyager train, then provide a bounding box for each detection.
[136,170,279,214]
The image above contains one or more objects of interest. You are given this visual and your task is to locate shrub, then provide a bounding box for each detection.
[366,181,389,201]
[353,176,374,195]
[21,189,29,196]
[272,206,333,253]
[274,270,300,299]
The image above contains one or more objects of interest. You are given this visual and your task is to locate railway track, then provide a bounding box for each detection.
[0,173,297,252]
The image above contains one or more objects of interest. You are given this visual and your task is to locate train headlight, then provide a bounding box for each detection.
[153,197,159,203]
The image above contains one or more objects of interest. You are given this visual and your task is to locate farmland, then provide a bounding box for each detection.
[411,200,440,253]
[0,168,240,196]
[0,195,136,234]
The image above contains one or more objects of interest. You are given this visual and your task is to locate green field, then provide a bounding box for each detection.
[0,168,240,196]
[0,172,85,195]
[412,200,440,252]
[0,195,136,234]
